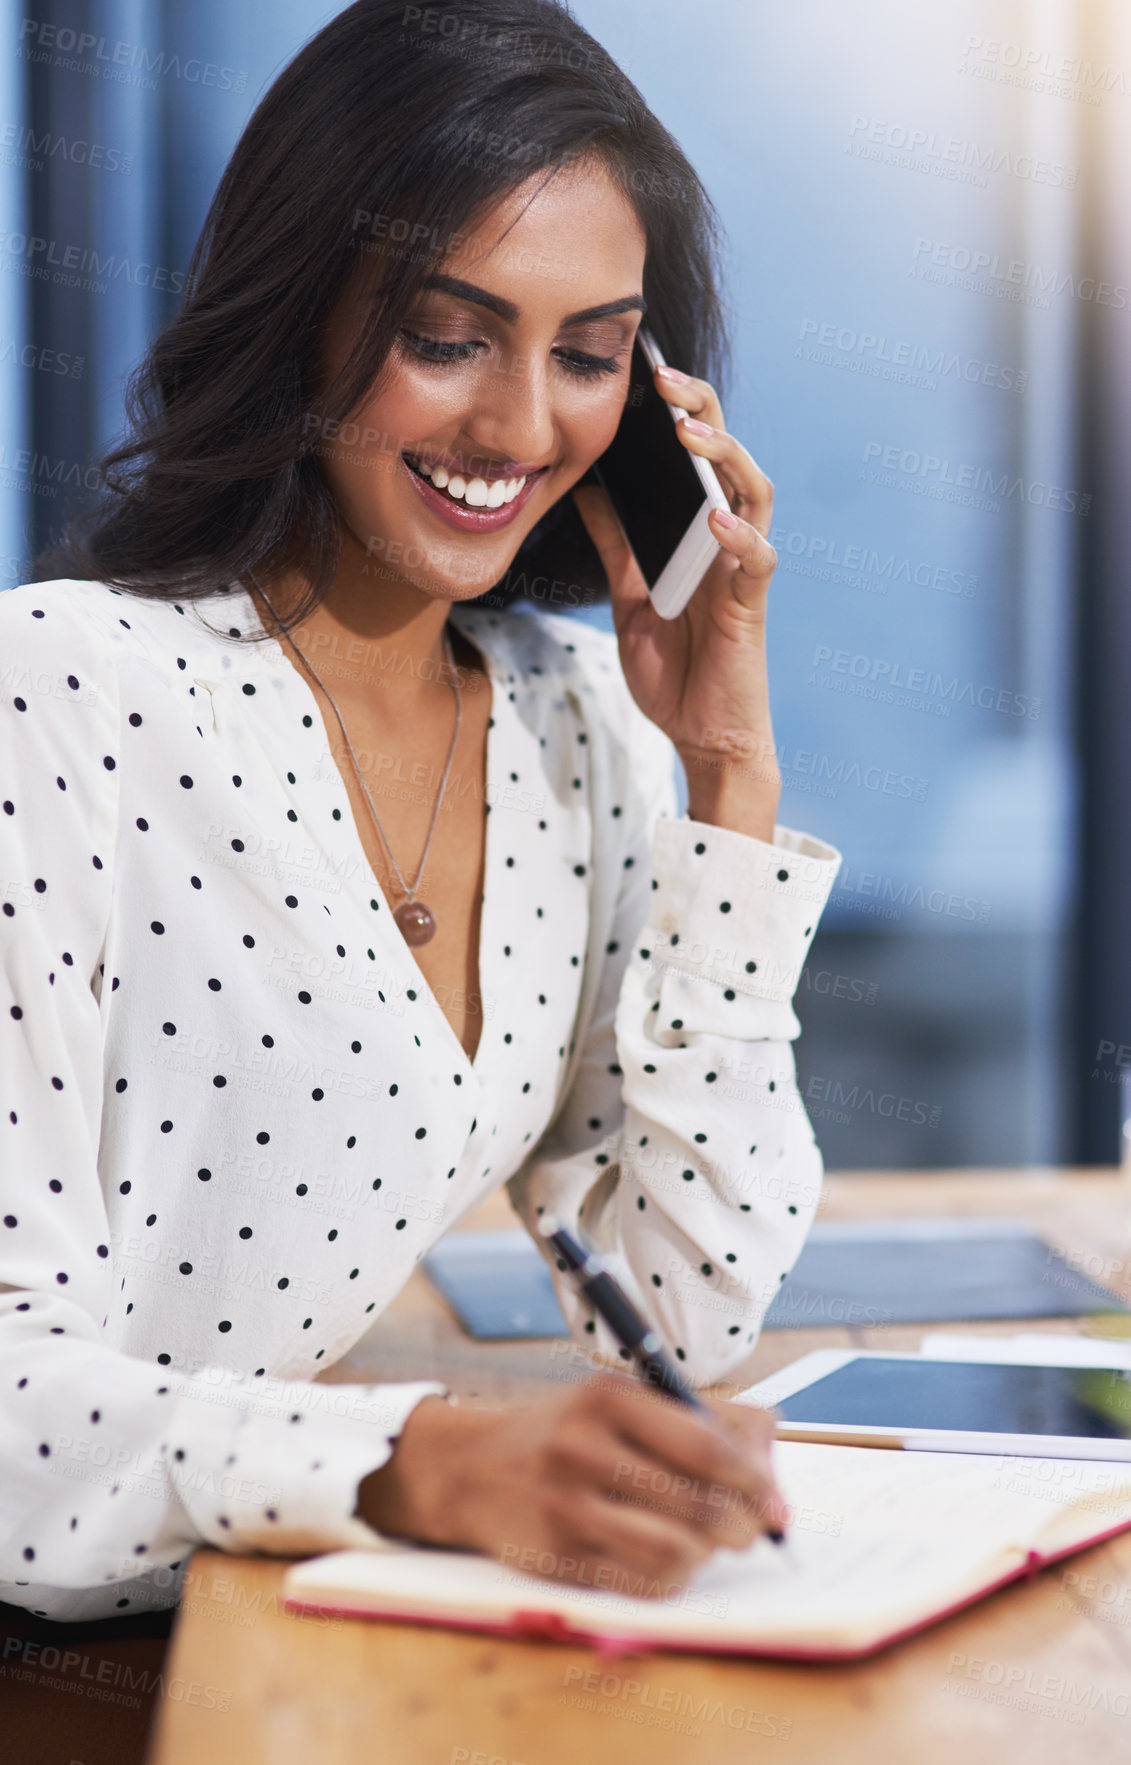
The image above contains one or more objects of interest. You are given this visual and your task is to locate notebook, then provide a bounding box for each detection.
[282,1439,1131,1660]
[421,1221,1130,1339]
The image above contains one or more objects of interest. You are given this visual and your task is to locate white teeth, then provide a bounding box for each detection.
[414,457,529,508]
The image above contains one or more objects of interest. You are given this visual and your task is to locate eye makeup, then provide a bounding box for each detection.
[398,328,623,378]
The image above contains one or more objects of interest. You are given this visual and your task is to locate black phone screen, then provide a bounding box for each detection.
[592,336,711,589]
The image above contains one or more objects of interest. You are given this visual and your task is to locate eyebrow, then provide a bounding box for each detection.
[420,273,646,328]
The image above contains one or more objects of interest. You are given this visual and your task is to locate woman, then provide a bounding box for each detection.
[0,0,840,1622]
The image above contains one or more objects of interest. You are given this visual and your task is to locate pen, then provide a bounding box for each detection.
[537,1213,786,1545]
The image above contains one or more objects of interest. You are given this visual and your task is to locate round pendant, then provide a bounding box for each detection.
[394,899,437,946]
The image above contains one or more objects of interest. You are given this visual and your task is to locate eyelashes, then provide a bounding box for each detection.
[400,332,483,365]
[399,329,622,380]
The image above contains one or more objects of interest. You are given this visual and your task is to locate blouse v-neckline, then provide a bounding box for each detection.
[219,594,508,1088]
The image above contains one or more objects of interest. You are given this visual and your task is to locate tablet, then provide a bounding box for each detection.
[740,1348,1131,1461]
[423,1230,567,1338]
[423,1223,1129,1342]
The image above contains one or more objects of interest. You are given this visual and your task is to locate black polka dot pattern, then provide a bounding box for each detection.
[0,578,840,1621]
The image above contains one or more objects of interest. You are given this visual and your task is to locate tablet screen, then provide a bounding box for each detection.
[776,1357,1131,1439]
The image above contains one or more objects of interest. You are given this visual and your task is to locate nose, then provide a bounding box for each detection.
[459,350,557,473]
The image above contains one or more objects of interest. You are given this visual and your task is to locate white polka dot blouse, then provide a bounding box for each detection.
[0,576,841,1621]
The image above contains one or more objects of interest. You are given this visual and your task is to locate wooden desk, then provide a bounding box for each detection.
[150,1170,1131,1765]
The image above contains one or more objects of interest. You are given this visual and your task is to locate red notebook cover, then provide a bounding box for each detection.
[282,1512,1131,1662]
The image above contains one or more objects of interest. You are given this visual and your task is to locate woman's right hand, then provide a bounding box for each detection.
[355,1374,788,1598]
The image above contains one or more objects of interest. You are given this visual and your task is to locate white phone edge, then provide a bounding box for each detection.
[633,329,731,621]
[731,1346,1131,1462]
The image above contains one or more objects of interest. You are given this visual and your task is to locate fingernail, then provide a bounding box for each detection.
[682,417,714,436]
[658,365,690,383]
[713,507,738,529]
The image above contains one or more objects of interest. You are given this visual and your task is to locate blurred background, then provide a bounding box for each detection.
[2,0,1128,1170]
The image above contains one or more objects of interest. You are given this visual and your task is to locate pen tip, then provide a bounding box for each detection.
[766,1527,786,1546]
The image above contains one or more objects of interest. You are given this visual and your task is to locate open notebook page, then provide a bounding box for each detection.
[283,1441,1131,1656]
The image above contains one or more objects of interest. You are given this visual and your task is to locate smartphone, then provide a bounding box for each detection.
[590,328,731,619]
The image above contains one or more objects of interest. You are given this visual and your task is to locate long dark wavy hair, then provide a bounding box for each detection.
[40,0,731,634]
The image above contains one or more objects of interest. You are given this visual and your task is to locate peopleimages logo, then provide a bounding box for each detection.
[810,645,1040,722]
[958,34,1130,104]
[834,864,992,925]
[911,236,1129,311]
[0,338,85,378]
[862,441,1091,516]
[0,231,185,294]
[0,442,107,499]
[771,521,978,598]
[0,122,134,175]
[17,19,248,92]
[848,116,1077,188]
[797,319,1026,396]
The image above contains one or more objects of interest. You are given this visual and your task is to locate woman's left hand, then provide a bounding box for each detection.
[572,362,781,833]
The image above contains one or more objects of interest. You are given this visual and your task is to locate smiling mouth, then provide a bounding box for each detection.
[402,452,543,510]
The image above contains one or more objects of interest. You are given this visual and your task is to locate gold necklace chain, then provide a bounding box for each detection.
[252,584,463,948]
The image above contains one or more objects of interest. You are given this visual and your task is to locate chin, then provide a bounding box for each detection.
[356,544,500,602]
